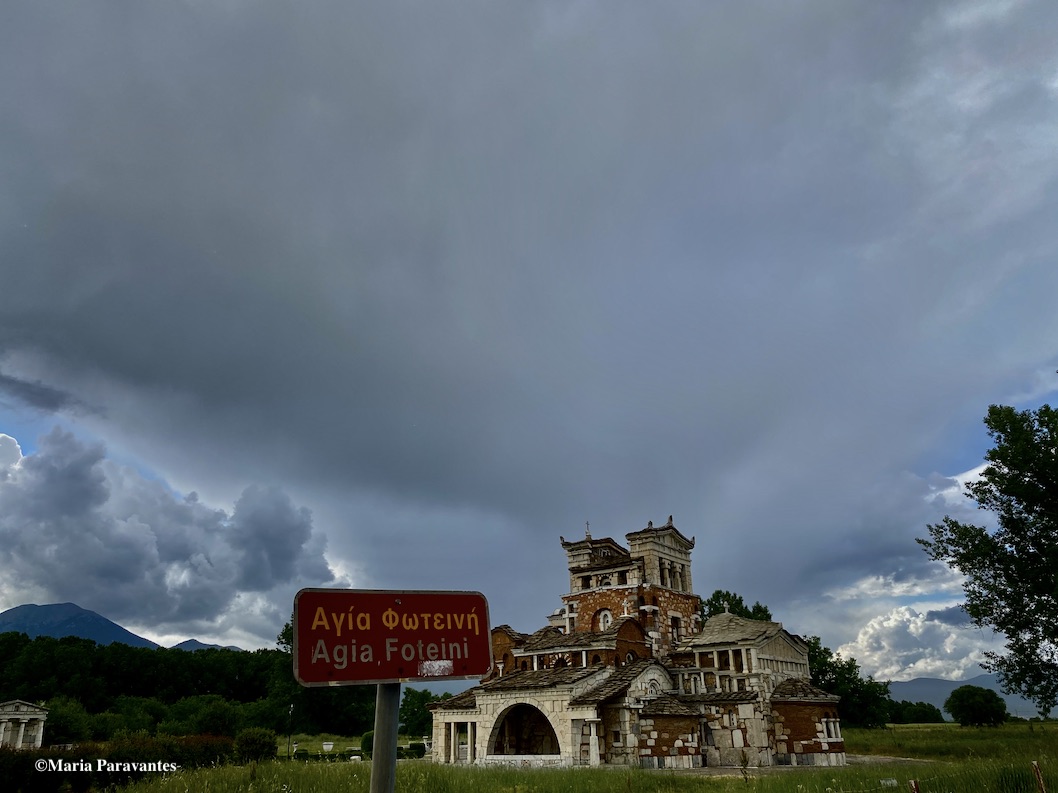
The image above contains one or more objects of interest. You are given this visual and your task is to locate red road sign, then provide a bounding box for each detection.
[293,589,492,686]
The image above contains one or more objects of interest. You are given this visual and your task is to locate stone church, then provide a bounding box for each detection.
[430,517,845,768]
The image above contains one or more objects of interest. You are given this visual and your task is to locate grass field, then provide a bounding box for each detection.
[125,723,1053,793]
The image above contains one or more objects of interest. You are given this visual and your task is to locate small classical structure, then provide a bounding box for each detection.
[430,518,844,768]
[0,700,48,749]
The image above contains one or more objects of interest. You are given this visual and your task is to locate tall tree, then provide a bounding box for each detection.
[918,404,1058,717]
[700,589,773,621]
[807,637,891,728]
[944,685,1008,727]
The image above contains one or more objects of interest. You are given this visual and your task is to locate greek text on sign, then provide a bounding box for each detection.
[293,589,492,686]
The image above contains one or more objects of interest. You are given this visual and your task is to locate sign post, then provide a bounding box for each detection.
[293,589,492,793]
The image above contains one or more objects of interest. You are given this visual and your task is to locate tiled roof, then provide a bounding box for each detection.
[680,612,784,646]
[678,691,758,705]
[624,517,695,549]
[427,688,477,711]
[771,677,839,702]
[522,616,638,652]
[568,658,656,706]
[492,624,529,643]
[641,694,699,717]
[478,667,601,692]
[521,626,565,650]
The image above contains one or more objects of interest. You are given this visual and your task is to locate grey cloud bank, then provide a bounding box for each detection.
[2,1,1058,677]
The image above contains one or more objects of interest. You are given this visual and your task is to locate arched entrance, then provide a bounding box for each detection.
[488,703,560,755]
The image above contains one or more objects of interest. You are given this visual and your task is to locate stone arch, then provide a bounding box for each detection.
[487,703,561,756]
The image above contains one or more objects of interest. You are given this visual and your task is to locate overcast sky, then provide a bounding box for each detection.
[2,0,1057,684]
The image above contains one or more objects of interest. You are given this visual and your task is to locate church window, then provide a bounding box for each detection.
[581,576,591,590]
[595,609,613,631]
[618,571,627,585]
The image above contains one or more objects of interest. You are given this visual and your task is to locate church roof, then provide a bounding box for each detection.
[478,666,601,692]
[624,516,695,549]
[678,691,758,705]
[680,612,786,647]
[771,677,839,702]
[426,688,477,711]
[521,616,639,652]
[641,694,699,717]
[492,624,529,643]
[568,658,656,706]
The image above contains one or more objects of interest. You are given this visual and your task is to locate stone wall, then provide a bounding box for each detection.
[770,702,845,766]
[635,714,701,769]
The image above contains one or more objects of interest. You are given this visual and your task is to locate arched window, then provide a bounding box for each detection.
[591,654,603,665]
[594,609,613,631]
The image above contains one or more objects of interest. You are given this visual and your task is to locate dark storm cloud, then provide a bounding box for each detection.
[926,605,972,627]
[0,371,88,414]
[0,428,336,633]
[1,1,1058,658]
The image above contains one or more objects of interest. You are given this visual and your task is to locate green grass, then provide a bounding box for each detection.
[125,723,1054,793]
[843,721,1053,761]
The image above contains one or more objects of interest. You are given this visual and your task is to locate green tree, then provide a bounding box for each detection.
[889,699,945,724]
[399,687,444,738]
[700,590,772,621]
[944,684,1008,727]
[43,695,93,743]
[919,404,1058,717]
[807,637,891,728]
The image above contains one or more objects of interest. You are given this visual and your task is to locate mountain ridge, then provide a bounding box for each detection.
[0,602,243,651]
[888,673,1042,719]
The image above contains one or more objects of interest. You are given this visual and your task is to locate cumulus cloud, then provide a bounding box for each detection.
[0,428,339,642]
[0,433,22,470]
[837,606,1005,681]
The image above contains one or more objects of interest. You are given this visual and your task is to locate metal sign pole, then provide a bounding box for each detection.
[369,682,401,793]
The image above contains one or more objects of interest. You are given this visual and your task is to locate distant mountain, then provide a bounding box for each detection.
[0,603,244,652]
[171,639,244,652]
[889,673,1043,719]
[0,602,158,649]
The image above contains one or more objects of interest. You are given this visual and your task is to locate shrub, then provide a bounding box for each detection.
[234,727,278,763]
[408,741,427,758]
[360,730,374,757]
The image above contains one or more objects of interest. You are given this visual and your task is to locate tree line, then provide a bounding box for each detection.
[0,628,376,744]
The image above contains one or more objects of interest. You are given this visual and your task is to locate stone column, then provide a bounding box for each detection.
[467,721,475,764]
[15,719,27,750]
[581,650,588,667]
[35,718,44,748]
[587,719,601,767]
[0,719,8,748]
[450,722,459,764]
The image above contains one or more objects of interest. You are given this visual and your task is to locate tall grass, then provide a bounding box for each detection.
[843,722,1052,761]
[125,723,1054,793]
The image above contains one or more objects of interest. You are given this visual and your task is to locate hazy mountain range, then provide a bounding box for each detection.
[889,673,1042,720]
[0,603,242,651]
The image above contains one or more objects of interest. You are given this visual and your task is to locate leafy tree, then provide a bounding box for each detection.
[807,637,891,728]
[944,684,1008,727]
[44,695,93,743]
[399,687,444,738]
[888,699,945,724]
[919,404,1058,717]
[700,590,773,621]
